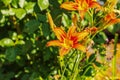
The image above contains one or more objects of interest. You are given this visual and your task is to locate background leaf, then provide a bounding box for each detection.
[37,0,49,11]
[13,8,26,20]
[5,47,17,62]
[0,38,14,47]
[24,19,40,34]
[1,0,12,6]
[18,0,25,8]
[24,2,35,13]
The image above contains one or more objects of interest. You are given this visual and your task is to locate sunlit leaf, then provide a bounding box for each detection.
[18,0,25,8]
[15,40,25,45]
[11,0,19,8]
[62,13,70,27]
[1,9,15,16]
[24,2,35,13]
[13,8,26,20]
[1,0,12,6]
[107,24,120,34]
[0,38,14,47]
[38,0,49,11]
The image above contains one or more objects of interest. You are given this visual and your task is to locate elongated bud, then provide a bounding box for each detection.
[47,12,56,30]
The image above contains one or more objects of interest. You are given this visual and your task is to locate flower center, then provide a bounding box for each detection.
[63,38,73,48]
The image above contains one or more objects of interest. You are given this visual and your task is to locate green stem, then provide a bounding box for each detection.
[87,9,94,27]
[70,51,83,80]
[112,33,118,80]
[60,50,75,80]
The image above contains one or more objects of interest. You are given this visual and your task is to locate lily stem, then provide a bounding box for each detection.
[70,51,83,80]
[112,33,118,80]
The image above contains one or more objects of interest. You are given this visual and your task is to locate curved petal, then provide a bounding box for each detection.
[105,12,116,21]
[54,27,67,42]
[59,47,71,56]
[67,26,77,38]
[60,2,78,10]
[46,40,63,47]
[73,43,86,52]
[104,12,120,25]
[89,1,101,9]
[109,19,120,25]
[74,31,89,42]
[47,13,55,30]
[75,0,80,3]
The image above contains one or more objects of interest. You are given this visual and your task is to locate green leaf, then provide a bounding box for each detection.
[1,9,15,16]
[58,0,63,4]
[43,49,51,61]
[88,53,96,62]
[15,40,25,45]
[99,32,108,42]
[5,47,17,62]
[37,14,47,22]
[12,32,17,40]
[93,32,108,44]
[24,19,40,34]
[84,65,95,76]
[62,13,71,27]
[29,72,39,80]
[24,2,35,13]
[0,38,14,47]
[38,0,49,11]
[107,25,114,34]
[21,74,30,80]
[11,0,19,8]
[18,0,25,8]
[1,0,12,5]
[42,23,50,37]
[13,8,26,20]
[107,24,120,34]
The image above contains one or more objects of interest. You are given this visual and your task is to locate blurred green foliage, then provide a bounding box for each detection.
[0,0,120,80]
[0,0,57,79]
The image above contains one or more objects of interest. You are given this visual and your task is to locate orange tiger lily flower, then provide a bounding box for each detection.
[46,13,89,56]
[104,12,120,25]
[60,0,101,19]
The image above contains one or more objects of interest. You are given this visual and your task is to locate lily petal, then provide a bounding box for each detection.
[89,1,101,9]
[73,43,86,52]
[46,40,63,47]
[67,26,77,38]
[74,31,89,42]
[75,0,80,3]
[109,19,120,25]
[59,47,71,56]
[104,12,120,25]
[53,27,67,42]
[60,2,78,10]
